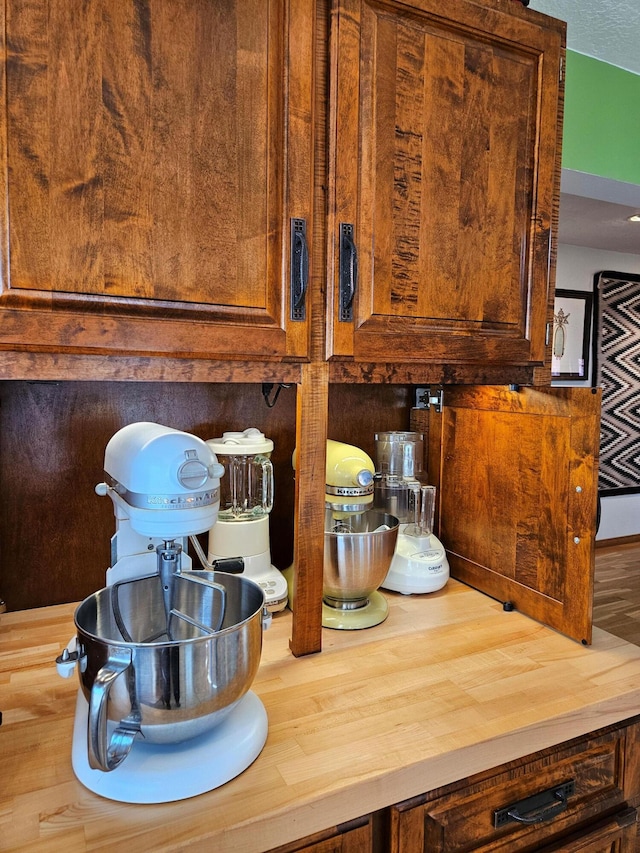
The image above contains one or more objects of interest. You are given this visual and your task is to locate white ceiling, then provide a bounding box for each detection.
[530,0,640,76]
[528,0,640,255]
[558,192,640,254]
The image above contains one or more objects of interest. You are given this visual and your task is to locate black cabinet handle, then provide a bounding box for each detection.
[507,790,568,824]
[290,218,308,321]
[339,223,357,322]
[494,780,575,829]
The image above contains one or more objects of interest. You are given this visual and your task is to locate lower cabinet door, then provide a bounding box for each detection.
[267,818,373,853]
[540,807,637,853]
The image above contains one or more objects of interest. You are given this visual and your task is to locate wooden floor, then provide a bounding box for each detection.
[593,539,640,645]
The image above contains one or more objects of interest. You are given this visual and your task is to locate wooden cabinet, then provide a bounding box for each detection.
[388,718,640,853]
[422,385,601,644]
[0,0,314,361]
[0,0,577,659]
[540,814,637,853]
[327,0,564,375]
[267,817,373,852]
[0,0,565,373]
[264,718,640,853]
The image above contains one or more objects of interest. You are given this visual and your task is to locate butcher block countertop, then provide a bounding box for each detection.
[4,580,640,852]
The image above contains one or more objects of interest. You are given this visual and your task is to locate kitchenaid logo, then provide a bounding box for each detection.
[145,489,219,508]
[327,485,374,497]
[106,476,220,510]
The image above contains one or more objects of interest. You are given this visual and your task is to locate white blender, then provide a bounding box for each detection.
[56,422,269,803]
[204,428,288,612]
[374,431,449,595]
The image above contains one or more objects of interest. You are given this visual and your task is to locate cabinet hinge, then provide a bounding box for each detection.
[415,387,443,412]
[559,56,564,84]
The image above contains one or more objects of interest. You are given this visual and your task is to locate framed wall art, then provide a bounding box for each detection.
[551,289,592,380]
[593,270,640,496]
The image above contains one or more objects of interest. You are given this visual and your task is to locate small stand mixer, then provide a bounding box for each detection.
[284,439,398,629]
[321,440,398,629]
[56,422,269,804]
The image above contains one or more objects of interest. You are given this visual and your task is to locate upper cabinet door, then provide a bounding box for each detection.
[427,386,600,645]
[0,0,314,360]
[327,0,565,369]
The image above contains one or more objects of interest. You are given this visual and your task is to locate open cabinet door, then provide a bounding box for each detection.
[426,386,601,644]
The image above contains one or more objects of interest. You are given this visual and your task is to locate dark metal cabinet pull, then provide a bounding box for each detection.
[290,218,308,321]
[339,223,357,322]
[494,780,575,828]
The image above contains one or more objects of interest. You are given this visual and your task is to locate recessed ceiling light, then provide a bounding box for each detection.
[627,214,640,222]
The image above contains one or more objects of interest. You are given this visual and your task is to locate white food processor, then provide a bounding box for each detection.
[322,440,398,629]
[204,429,288,612]
[374,431,449,595]
[382,482,449,594]
[55,422,269,804]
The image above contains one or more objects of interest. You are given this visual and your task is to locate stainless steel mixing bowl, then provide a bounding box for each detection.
[74,570,265,772]
[323,509,399,608]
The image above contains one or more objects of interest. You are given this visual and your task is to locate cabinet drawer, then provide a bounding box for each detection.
[268,816,373,853]
[539,807,637,852]
[390,729,630,852]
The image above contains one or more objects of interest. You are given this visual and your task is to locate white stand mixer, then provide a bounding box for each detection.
[56,422,268,804]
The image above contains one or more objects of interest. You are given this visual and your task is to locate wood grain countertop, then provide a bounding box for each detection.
[3,580,640,852]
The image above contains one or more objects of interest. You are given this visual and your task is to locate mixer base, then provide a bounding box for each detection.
[322,589,389,630]
[71,689,268,803]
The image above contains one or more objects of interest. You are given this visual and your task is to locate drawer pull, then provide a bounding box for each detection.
[494,780,575,829]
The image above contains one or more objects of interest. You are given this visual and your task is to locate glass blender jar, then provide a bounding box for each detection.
[206,428,287,611]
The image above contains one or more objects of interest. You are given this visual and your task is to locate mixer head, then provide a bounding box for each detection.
[97,422,225,539]
[325,439,375,516]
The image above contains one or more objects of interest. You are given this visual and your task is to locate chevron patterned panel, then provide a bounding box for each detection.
[594,271,640,494]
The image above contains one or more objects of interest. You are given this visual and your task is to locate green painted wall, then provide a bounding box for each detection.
[563,51,640,185]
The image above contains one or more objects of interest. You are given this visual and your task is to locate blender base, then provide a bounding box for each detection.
[322,589,389,630]
[207,515,288,613]
[71,690,268,803]
[236,561,288,613]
